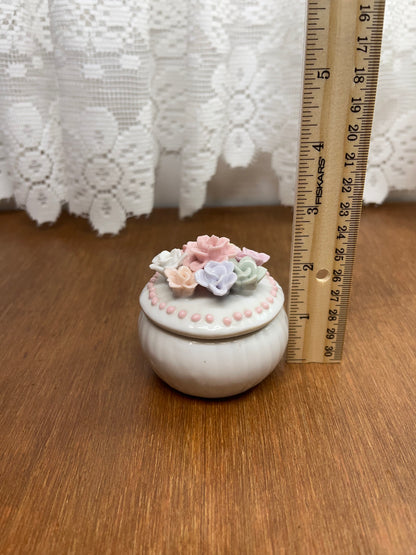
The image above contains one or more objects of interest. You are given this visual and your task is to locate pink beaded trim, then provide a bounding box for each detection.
[145,273,281,328]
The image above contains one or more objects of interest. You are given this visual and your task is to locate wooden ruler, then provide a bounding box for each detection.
[287,0,385,363]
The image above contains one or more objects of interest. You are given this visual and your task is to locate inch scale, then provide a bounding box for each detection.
[287,0,385,363]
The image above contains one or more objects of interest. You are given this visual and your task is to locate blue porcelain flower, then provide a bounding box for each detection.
[195,260,237,296]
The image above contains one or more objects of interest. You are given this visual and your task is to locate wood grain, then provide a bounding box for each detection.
[1,204,415,554]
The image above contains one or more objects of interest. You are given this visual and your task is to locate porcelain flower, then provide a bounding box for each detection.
[165,266,197,298]
[235,247,270,266]
[183,235,240,271]
[231,256,267,293]
[150,248,184,275]
[195,261,237,297]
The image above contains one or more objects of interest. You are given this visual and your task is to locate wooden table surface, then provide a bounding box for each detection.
[1,204,415,554]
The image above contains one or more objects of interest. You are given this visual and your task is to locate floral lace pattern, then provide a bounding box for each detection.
[364,0,416,203]
[0,0,415,233]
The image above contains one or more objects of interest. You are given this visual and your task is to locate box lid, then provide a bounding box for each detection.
[139,272,284,339]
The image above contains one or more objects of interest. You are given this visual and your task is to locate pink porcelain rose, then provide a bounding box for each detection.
[235,247,270,266]
[165,266,197,298]
[182,235,240,271]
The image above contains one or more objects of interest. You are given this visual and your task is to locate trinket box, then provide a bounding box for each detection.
[138,236,288,398]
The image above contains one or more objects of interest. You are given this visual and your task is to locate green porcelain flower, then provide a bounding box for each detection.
[231,256,267,293]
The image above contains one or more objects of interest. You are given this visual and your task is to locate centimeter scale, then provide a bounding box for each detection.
[287,0,385,363]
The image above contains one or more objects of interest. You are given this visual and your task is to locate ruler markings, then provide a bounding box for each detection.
[287,0,385,363]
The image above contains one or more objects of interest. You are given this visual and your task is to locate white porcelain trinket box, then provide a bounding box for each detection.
[138,236,288,398]
[139,273,288,399]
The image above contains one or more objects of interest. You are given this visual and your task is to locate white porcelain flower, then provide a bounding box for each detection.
[150,248,184,275]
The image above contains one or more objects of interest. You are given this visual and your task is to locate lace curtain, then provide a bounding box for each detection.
[0,0,415,234]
